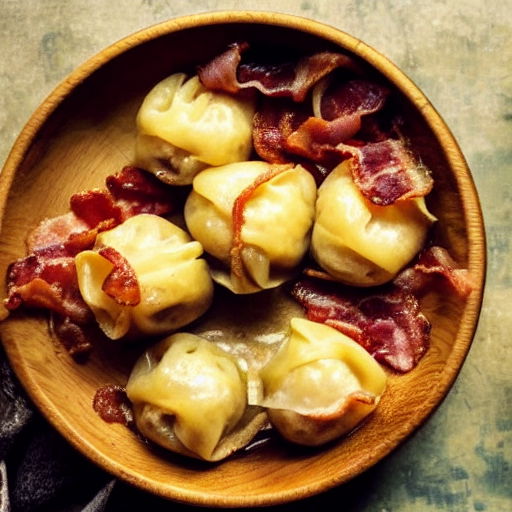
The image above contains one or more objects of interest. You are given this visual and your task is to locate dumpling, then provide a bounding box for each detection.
[126,332,267,461]
[311,160,436,286]
[135,73,255,185]
[184,161,317,294]
[255,317,387,446]
[75,214,213,340]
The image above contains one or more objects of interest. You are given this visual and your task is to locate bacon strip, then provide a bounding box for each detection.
[106,165,176,217]
[198,42,359,102]
[285,79,389,162]
[231,165,292,280]
[4,167,172,358]
[284,116,361,162]
[253,98,309,163]
[393,246,474,298]
[27,212,89,252]
[5,253,91,325]
[201,43,428,207]
[98,247,141,306]
[70,189,124,228]
[291,279,430,373]
[26,167,175,255]
[337,139,434,205]
[315,79,389,121]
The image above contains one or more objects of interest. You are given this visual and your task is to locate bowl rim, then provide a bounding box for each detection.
[0,10,486,508]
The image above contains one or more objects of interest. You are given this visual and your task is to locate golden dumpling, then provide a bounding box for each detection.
[126,333,267,461]
[184,161,317,294]
[311,160,436,286]
[135,73,255,185]
[75,214,213,339]
[256,318,387,446]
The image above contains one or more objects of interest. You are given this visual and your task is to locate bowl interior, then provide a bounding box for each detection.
[0,12,485,508]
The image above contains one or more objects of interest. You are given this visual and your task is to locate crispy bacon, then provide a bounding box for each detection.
[393,246,474,298]
[200,43,429,207]
[292,245,472,373]
[98,247,141,306]
[291,279,430,373]
[3,167,172,358]
[106,165,176,217]
[285,116,361,162]
[5,253,91,325]
[70,166,175,227]
[285,79,389,162]
[231,165,292,280]
[198,42,359,102]
[337,139,434,205]
[63,219,118,256]
[27,212,90,252]
[70,189,124,228]
[316,79,389,122]
[27,167,174,256]
[253,99,309,163]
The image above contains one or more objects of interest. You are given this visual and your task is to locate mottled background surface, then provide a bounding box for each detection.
[0,1,510,511]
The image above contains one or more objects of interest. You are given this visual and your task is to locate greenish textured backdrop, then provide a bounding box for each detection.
[0,1,510,511]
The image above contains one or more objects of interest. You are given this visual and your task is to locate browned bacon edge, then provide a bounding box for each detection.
[198,41,360,103]
[98,247,141,306]
[230,164,292,282]
[291,279,431,373]
[3,167,175,359]
[393,245,474,298]
[200,43,432,206]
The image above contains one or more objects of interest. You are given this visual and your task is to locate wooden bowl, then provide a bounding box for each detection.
[0,11,485,508]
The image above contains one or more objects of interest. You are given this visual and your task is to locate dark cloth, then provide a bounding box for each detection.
[0,345,377,512]
[0,347,114,512]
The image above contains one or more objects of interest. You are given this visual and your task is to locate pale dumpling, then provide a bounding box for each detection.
[311,160,436,286]
[75,214,213,340]
[184,161,317,294]
[126,333,267,461]
[256,317,387,446]
[135,73,255,185]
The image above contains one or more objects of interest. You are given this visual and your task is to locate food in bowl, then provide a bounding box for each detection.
[75,214,213,340]
[126,332,266,461]
[1,38,473,462]
[184,160,317,293]
[256,317,387,446]
[135,72,255,185]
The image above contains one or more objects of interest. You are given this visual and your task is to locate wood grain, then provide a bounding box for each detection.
[0,11,485,508]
